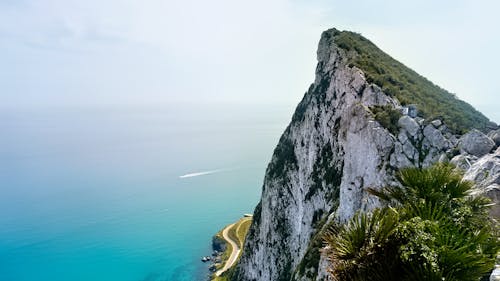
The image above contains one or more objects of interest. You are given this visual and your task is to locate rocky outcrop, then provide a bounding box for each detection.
[398,116,419,138]
[233,29,477,281]
[491,266,500,281]
[459,129,495,157]
[233,28,498,281]
[450,154,478,171]
[489,129,500,147]
[437,144,500,281]
[464,147,500,218]
[212,234,227,253]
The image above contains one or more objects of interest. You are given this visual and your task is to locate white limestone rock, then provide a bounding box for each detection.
[316,252,334,281]
[438,153,449,163]
[488,129,500,147]
[491,266,500,281]
[450,154,477,171]
[398,131,409,144]
[234,28,399,281]
[431,119,442,128]
[464,147,500,217]
[423,124,447,150]
[459,129,495,157]
[448,134,459,147]
[438,124,448,132]
[402,141,418,162]
[234,28,498,281]
[422,148,441,167]
[398,116,420,137]
[415,117,425,126]
[390,142,413,169]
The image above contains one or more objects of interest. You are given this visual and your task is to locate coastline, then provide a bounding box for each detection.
[204,215,253,281]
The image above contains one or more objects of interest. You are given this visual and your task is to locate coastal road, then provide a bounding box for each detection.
[215,223,239,277]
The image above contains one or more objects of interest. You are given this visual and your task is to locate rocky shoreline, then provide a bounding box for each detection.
[200,234,226,280]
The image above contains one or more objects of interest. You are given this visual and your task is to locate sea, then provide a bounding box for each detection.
[0,103,293,281]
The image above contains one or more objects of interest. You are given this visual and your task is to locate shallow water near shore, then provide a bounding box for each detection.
[0,103,291,281]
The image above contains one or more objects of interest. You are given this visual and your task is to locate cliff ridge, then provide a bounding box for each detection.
[232,28,499,281]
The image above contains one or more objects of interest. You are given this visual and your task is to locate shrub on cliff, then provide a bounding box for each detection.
[324,164,500,281]
[370,105,402,135]
[333,30,495,134]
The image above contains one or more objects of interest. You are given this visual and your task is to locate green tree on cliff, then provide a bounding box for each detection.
[324,164,499,281]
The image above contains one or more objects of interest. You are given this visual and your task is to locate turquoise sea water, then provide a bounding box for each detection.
[0,104,291,281]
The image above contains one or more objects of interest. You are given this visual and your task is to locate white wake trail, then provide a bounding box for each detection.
[179,169,226,179]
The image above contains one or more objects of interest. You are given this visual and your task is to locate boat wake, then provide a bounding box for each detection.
[179,169,227,179]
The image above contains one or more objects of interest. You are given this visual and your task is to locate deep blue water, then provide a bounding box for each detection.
[0,103,292,281]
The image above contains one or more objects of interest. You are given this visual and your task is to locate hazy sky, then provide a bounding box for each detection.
[1,0,499,122]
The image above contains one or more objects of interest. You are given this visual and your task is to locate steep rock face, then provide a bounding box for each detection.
[232,29,465,281]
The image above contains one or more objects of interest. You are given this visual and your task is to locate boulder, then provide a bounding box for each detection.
[463,147,500,218]
[450,154,477,171]
[438,153,448,163]
[423,124,447,150]
[483,185,500,218]
[402,141,418,161]
[431,119,442,128]
[438,124,447,132]
[422,148,441,167]
[459,129,495,157]
[212,235,227,252]
[398,116,419,137]
[492,266,500,281]
[414,117,425,126]
[488,129,500,147]
[448,134,459,147]
[398,131,408,144]
[390,142,413,168]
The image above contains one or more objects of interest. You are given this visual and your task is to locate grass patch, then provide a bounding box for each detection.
[227,217,252,258]
[211,217,252,281]
[329,29,495,134]
[212,274,230,281]
[236,219,252,248]
[213,230,233,272]
[212,274,231,281]
[370,105,402,135]
[267,137,297,179]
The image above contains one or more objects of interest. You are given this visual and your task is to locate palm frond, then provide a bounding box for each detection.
[324,163,500,281]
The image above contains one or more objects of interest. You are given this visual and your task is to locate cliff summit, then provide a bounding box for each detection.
[231,28,499,281]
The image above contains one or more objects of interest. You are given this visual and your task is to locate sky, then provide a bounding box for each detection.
[0,0,499,122]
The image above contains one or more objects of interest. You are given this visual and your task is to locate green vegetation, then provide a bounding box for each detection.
[228,218,252,253]
[213,230,233,271]
[236,220,251,246]
[293,147,342,279]
[267,137,297,179]
[213,272,231,281]
[324,164,500,281]
[370,105,402,135]
[295,233,323,279]
[331,30,495,134]
[212,217,252,281]
[306,145,342,201]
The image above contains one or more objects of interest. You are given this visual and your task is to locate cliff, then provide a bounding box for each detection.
[232,28,499,281]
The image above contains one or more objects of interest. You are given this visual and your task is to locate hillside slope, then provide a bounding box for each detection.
[333,30,495,134]
[232,28,498,281]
